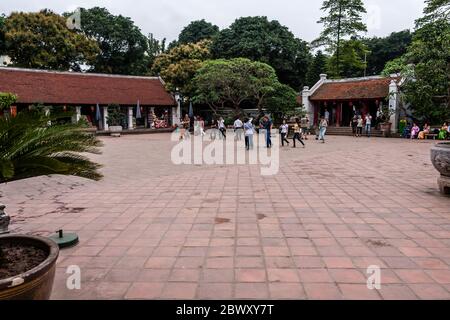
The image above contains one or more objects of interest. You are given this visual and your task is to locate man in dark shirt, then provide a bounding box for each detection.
[262,116,272,148]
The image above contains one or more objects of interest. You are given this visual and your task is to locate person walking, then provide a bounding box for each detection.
[301,115,309,140]
[365,114,373,138]
[356,116,364,137]
[183,114,191,139]
[244,118,254,150]
[292,118,305,148]
[318,116,328,143]
[199,117,206,137]
[218,117,226,139]
[234,117,244,141]
[262,116,272,148]
[351,115,358,137]
[280,120,290,147]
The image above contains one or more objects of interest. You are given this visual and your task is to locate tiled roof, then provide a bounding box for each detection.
[310,77,393,101]
[0,68,175,106]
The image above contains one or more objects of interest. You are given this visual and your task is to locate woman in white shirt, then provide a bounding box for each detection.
[280,120,290,147]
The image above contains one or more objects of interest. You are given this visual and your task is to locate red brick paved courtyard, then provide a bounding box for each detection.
[1,134,450,300]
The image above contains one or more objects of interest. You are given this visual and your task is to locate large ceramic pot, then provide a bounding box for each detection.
[380,122,392,137]
[0,234,59,300]
[109,125,123,137]
[431,142,450,195]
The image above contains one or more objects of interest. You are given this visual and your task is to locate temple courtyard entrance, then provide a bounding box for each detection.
[1,134,450,300]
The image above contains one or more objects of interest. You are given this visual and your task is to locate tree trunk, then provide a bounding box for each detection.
[336,3,342,78]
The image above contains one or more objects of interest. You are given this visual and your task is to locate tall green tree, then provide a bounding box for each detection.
[4,10,99,71]
[178,19,219,45]
[327,39,370,78]
[306,50,328,86]
[402,19,449,123]
[75,7,150,75]
[211,16,312,89]
[192,58,281,114]
[151,40,211,97]
[363,30,412,76]
[0,14,6,55]
[383,1,450,124]
[312,0,367,77]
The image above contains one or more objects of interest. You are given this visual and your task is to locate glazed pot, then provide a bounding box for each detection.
[431,142,450,195]
[0,234,59,300]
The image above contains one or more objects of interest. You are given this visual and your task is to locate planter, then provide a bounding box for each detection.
[109,125,123,137]
[431,142,450,195]
[0,234,59,300]
[380,122,392,137]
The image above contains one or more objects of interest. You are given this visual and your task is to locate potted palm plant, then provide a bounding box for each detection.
[0,106,103,300]
[107,104,125,137]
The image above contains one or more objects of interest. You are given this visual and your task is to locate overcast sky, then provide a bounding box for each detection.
[0,0,426,42]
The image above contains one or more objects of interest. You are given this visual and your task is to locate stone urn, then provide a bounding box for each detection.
[0,234,59,300]
[109,125,123,137]
[380,122,392,138]
[431,142,450,195]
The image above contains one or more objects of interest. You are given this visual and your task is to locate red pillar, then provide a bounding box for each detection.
[336,103,341,127]
[314,103,319,126]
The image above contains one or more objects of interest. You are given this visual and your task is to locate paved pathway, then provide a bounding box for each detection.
[1,134,450,300]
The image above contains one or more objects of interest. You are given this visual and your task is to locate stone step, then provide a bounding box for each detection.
[324,127,384,137]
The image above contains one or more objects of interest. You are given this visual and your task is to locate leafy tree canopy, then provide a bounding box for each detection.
[263,83,299,121]
[402,19,450,123]
[151,40,212,97]
[178,19,219,45]
[417,0,450,26]
[363,30,412,76]
[0,92,17,110]
[211,16,312,89]
[4,10,99,71]
[192,58,282,115]
[326,39,370,78]
[383,4,450,124]
[306,50,328,87]
[75,7,150,75]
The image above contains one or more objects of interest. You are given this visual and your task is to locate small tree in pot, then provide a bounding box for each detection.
[0,93,17,115]
[0,107,103,300]
[379,104,396,137]
[107,104,125,137]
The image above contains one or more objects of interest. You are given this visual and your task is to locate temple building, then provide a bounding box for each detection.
[302,74,401,132]
[0,67,179,130]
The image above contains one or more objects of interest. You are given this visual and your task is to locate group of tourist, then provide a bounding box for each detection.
[350,114,373,138]
[407,122,450,140]
[176,113,333,148]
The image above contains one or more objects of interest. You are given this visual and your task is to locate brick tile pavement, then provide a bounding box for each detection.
[1,134,450,300]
